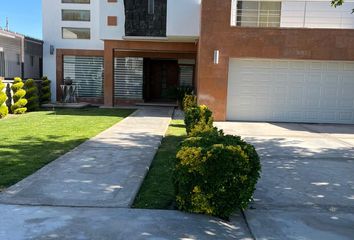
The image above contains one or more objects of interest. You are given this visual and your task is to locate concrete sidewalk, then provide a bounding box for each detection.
[217,122,354,240]
[0,107,253,240]
[0,107,173,208]
[0,205,252,240]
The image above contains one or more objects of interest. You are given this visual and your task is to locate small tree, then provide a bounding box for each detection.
[24,79,39,111]
[0,79,9,118]
[40,76,51,104]
[331,0,354,13]
[11,77,27,114]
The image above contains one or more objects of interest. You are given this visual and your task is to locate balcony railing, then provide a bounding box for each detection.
[231,0,354,29]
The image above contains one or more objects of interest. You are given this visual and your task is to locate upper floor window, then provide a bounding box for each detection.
[232,0,281,27]
[148,0,155,15]
[62,9,90,21]
[62,27,91,39]
[62,0,90,3]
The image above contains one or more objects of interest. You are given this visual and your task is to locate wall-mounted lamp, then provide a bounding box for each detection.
[50,45,55,55]
[214,50,219,65]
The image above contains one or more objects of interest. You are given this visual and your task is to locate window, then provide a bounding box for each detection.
[16,54,20,65]
[61,0,90,4]
[234,1,281,27]
[148,0,155,15]
[63,56,104,98]
[30,56,34,67]
[0,51,5,77]
[62,10,90,21]
[62,27,91,39]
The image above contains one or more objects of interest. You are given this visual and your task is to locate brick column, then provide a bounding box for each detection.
[104,41,114,107]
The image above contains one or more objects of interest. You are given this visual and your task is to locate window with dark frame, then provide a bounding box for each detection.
[61,0,90,4]
[235,1,281,27]
[30,56,34,67]
[16,54,20,65]
[0,51,5,77]
[62,9,90,21]
[148,0,155,15]
[62,27,91,39]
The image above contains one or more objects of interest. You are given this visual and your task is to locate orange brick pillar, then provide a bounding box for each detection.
[104,41,114,107]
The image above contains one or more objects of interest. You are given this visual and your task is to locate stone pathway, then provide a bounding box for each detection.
[0,107,252,240]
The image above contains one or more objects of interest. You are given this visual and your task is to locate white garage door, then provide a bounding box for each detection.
[227,59,354,124]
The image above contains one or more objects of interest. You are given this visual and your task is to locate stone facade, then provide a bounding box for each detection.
[124,0,167,37]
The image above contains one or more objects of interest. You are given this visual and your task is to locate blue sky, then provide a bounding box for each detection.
[0,0,42,39]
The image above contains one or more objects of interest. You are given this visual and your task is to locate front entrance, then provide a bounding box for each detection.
[145,59,179,102]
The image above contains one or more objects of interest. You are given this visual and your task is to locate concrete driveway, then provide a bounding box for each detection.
[216,122,354,240]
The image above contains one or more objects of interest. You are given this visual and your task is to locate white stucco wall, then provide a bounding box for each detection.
[166,0,201,40]
[42,0,104,102]
[99,0,125,40]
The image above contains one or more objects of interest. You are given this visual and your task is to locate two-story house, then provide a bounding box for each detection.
[42,0,354,124]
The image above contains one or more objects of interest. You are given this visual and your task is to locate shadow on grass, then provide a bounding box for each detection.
[44,107,135,117]
[0,135,89,190]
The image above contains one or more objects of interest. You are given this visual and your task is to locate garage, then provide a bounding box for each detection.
[227,58,354,124]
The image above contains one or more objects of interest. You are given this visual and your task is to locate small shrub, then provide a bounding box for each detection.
[174,130,261,220]
[184,105,213,135]
[11,77,27,114]
[0,79,8,118]
[182,94,197,111]
[24,79,39,111]
[40,76,51,104]
[176,86,194,109]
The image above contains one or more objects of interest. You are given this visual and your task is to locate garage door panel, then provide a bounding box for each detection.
[227,58,354,124]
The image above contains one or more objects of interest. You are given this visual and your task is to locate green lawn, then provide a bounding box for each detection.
[133,119,187,209]
[0,108,134,190]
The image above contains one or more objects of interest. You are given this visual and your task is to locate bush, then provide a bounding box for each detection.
[11,77,27,114]
[176,86,194,109]
[182,94,197,111]
[184,105,213,135]
[174,130,261,220]
[0,79,8,118]
[24,79,39,111]
[40,76,51,104]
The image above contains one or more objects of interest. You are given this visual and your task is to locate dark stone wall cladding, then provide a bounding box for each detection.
[124,0,167,37]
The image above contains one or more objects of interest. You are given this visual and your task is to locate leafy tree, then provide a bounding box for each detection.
[331,0,354,13]
[11,77,27,114]
[40,76,51,104]
[24,79,40,111]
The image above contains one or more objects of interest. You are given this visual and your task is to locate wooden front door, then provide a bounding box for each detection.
[148,60,178,101]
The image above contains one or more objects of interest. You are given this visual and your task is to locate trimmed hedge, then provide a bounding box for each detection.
[11,77,27,114]
[40,76,51,104]
[0,79,8,118]
[174,130,261,220]
[24,79,39,111]
[182,94,197,111]
[184,105,213,135]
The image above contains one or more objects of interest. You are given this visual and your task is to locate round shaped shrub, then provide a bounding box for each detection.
[184,105,213,135]
[11,77,27,114]
[174,130,261,220]
[0,79,8,118]
[24,79,39,111]
[40,76,51,104]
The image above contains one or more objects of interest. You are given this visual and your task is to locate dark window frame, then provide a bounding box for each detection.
[62,27,91,40]
[61,0,90,4]
[62,9,91,22]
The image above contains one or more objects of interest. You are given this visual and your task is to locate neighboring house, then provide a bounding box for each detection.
[0,29,43,79]
[42,0,354,124]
